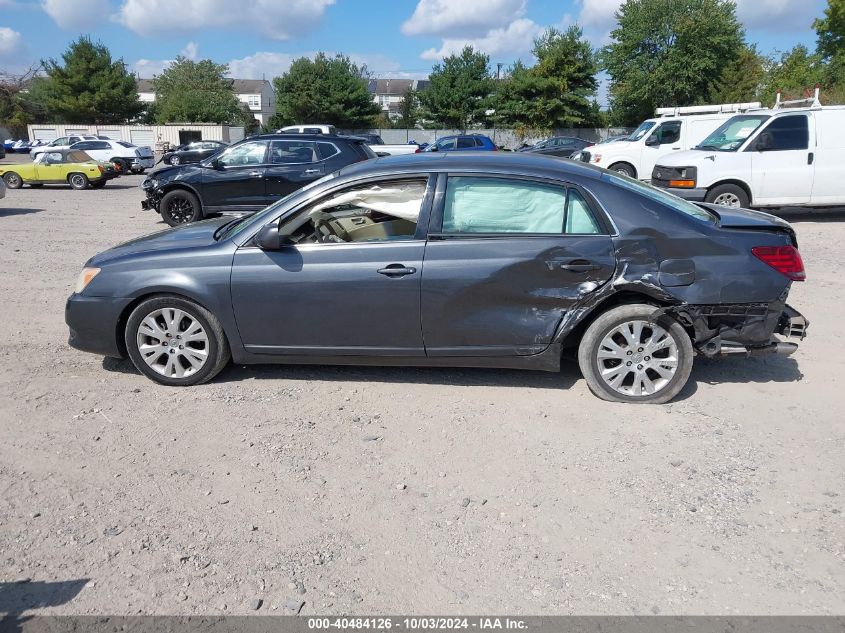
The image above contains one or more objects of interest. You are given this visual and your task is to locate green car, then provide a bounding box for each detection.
[0,149,118,190]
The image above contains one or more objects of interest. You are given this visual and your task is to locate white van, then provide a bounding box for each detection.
[652,90,845,208]
[579,102,764,180]
[278,124,337,135]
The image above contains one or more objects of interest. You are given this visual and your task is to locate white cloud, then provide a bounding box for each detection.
[42,0,111,29]
[419,18,543,61]
[735,0,823,32]
[180,41,198,60]
[402,0,526,37]
[117,0,334,39]
[0,26,22,57]
[131,57,172,77]
[226,51,403,80]
[575,0,622,31]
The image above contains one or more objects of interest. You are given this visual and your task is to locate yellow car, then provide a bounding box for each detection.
[0,149,118,190]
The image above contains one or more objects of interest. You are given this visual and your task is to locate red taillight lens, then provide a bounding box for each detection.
[752,246,805,281]
[414,147,420,153]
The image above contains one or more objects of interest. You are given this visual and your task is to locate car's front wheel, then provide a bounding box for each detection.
[170,155,181,165]
[705,183,749,208]
[160,189,202,226]
[125,296,230,386]
[3,172,23,189]
[577,304,693,404]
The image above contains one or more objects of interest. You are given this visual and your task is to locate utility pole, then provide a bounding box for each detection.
[496,62,503,80]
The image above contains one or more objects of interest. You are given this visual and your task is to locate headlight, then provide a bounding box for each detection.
[74,267,100,293]
[141,177,157,190]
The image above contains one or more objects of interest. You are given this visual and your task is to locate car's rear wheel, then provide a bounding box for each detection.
[577,304,693,404]
[170,155,181,165]
[609,162,636,178]
[68,173,89,190]
[3,172,23,189]
[125,296,230,387]
[160,189,202,226]
[705,183,749,208]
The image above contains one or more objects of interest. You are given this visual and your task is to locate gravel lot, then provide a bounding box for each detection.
[0,164,843,616]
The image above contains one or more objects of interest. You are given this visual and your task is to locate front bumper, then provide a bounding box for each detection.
[654,184,708,201]
[132,157,155,169]
[66,293,134,358]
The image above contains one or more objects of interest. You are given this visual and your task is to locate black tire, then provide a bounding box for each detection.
[68,173,89,190]
[160,189,202,226]
[90,180,106,189]
[29,183,44,188]
[111,158,128,173]
[705,183,749,209]
[609,162,636,178]
[577,303,694,404]
[3,172,23,189]
[124,295,230,387]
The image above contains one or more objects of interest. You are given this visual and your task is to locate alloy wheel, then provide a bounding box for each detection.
[170,155,180,165]
[166,197,195,224]
[70,174,86,189]
[5,173,21,188]
[596,319,679,398]
[712,192,741,207]
[136,307,209,378]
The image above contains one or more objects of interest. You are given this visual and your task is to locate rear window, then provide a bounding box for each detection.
[116,141,135,148]
[603,171,715,223]
[355,141,378,160]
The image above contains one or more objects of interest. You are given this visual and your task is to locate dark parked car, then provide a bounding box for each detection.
[162,140,228,166]
[141,133,377,226]
[68,153,807,403]
[519,136,592,157]
[424,134,497,152]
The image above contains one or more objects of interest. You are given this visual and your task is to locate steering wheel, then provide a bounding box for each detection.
[310,212,350,243]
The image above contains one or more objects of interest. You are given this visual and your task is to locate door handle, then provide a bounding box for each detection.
[377,264,417,277]
[249,170,263,178]
[808,152,814,165]
[549,259,601,272]
[304,169,321,175]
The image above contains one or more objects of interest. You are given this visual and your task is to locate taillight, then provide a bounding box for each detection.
[414,147,420,153]
[752,246,805,281]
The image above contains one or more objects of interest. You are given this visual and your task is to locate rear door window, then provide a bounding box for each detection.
[269,140,318,164]
[456,137,476,149]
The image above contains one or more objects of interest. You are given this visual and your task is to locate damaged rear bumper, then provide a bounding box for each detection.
[654,302,808,357]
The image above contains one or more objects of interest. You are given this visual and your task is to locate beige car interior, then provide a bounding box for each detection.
[281,179,426,244]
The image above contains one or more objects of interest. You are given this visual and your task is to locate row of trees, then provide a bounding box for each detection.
[2,0,844,136]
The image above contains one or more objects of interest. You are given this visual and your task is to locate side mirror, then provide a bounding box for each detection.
[755,132,773,151]
[255,223,293,250]
[209,158,222,169]
[428,145,439,152]
[645,134,660,147]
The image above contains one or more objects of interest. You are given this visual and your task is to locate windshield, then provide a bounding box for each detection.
[628,121,656,142]
[696,115,770,151]
[603,170,715,223]
[218,172,339,241]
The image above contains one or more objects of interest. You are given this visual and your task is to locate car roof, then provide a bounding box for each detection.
[241,133,361,142]
[337,151,605,181]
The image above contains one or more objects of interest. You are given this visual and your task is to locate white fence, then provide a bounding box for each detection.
[347,128,635,149]
[27,124,246,147]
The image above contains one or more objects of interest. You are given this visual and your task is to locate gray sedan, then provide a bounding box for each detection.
[66,153,808,403]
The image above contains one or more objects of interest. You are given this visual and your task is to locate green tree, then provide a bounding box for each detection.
[759,46,825,104]
[814,0,845,97]
[40,36,142,124]
[711,44,766,103]
[0,66,50,136]
[269,53,380,129]
[397,85,419,128]
[495,26,599,130]
[602,0,744,125]
[152,57,242,124]
[417,46,493,130]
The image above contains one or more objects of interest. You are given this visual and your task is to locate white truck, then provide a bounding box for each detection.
[579,102,765,180]
[652,88,845,208]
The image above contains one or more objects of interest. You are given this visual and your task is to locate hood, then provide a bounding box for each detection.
[585,139,637,154]
[88,217,231,266]
[654,149,715,166]
[147,163,204,183]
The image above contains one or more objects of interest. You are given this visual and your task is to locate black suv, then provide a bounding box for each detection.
[141,134,376,226]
